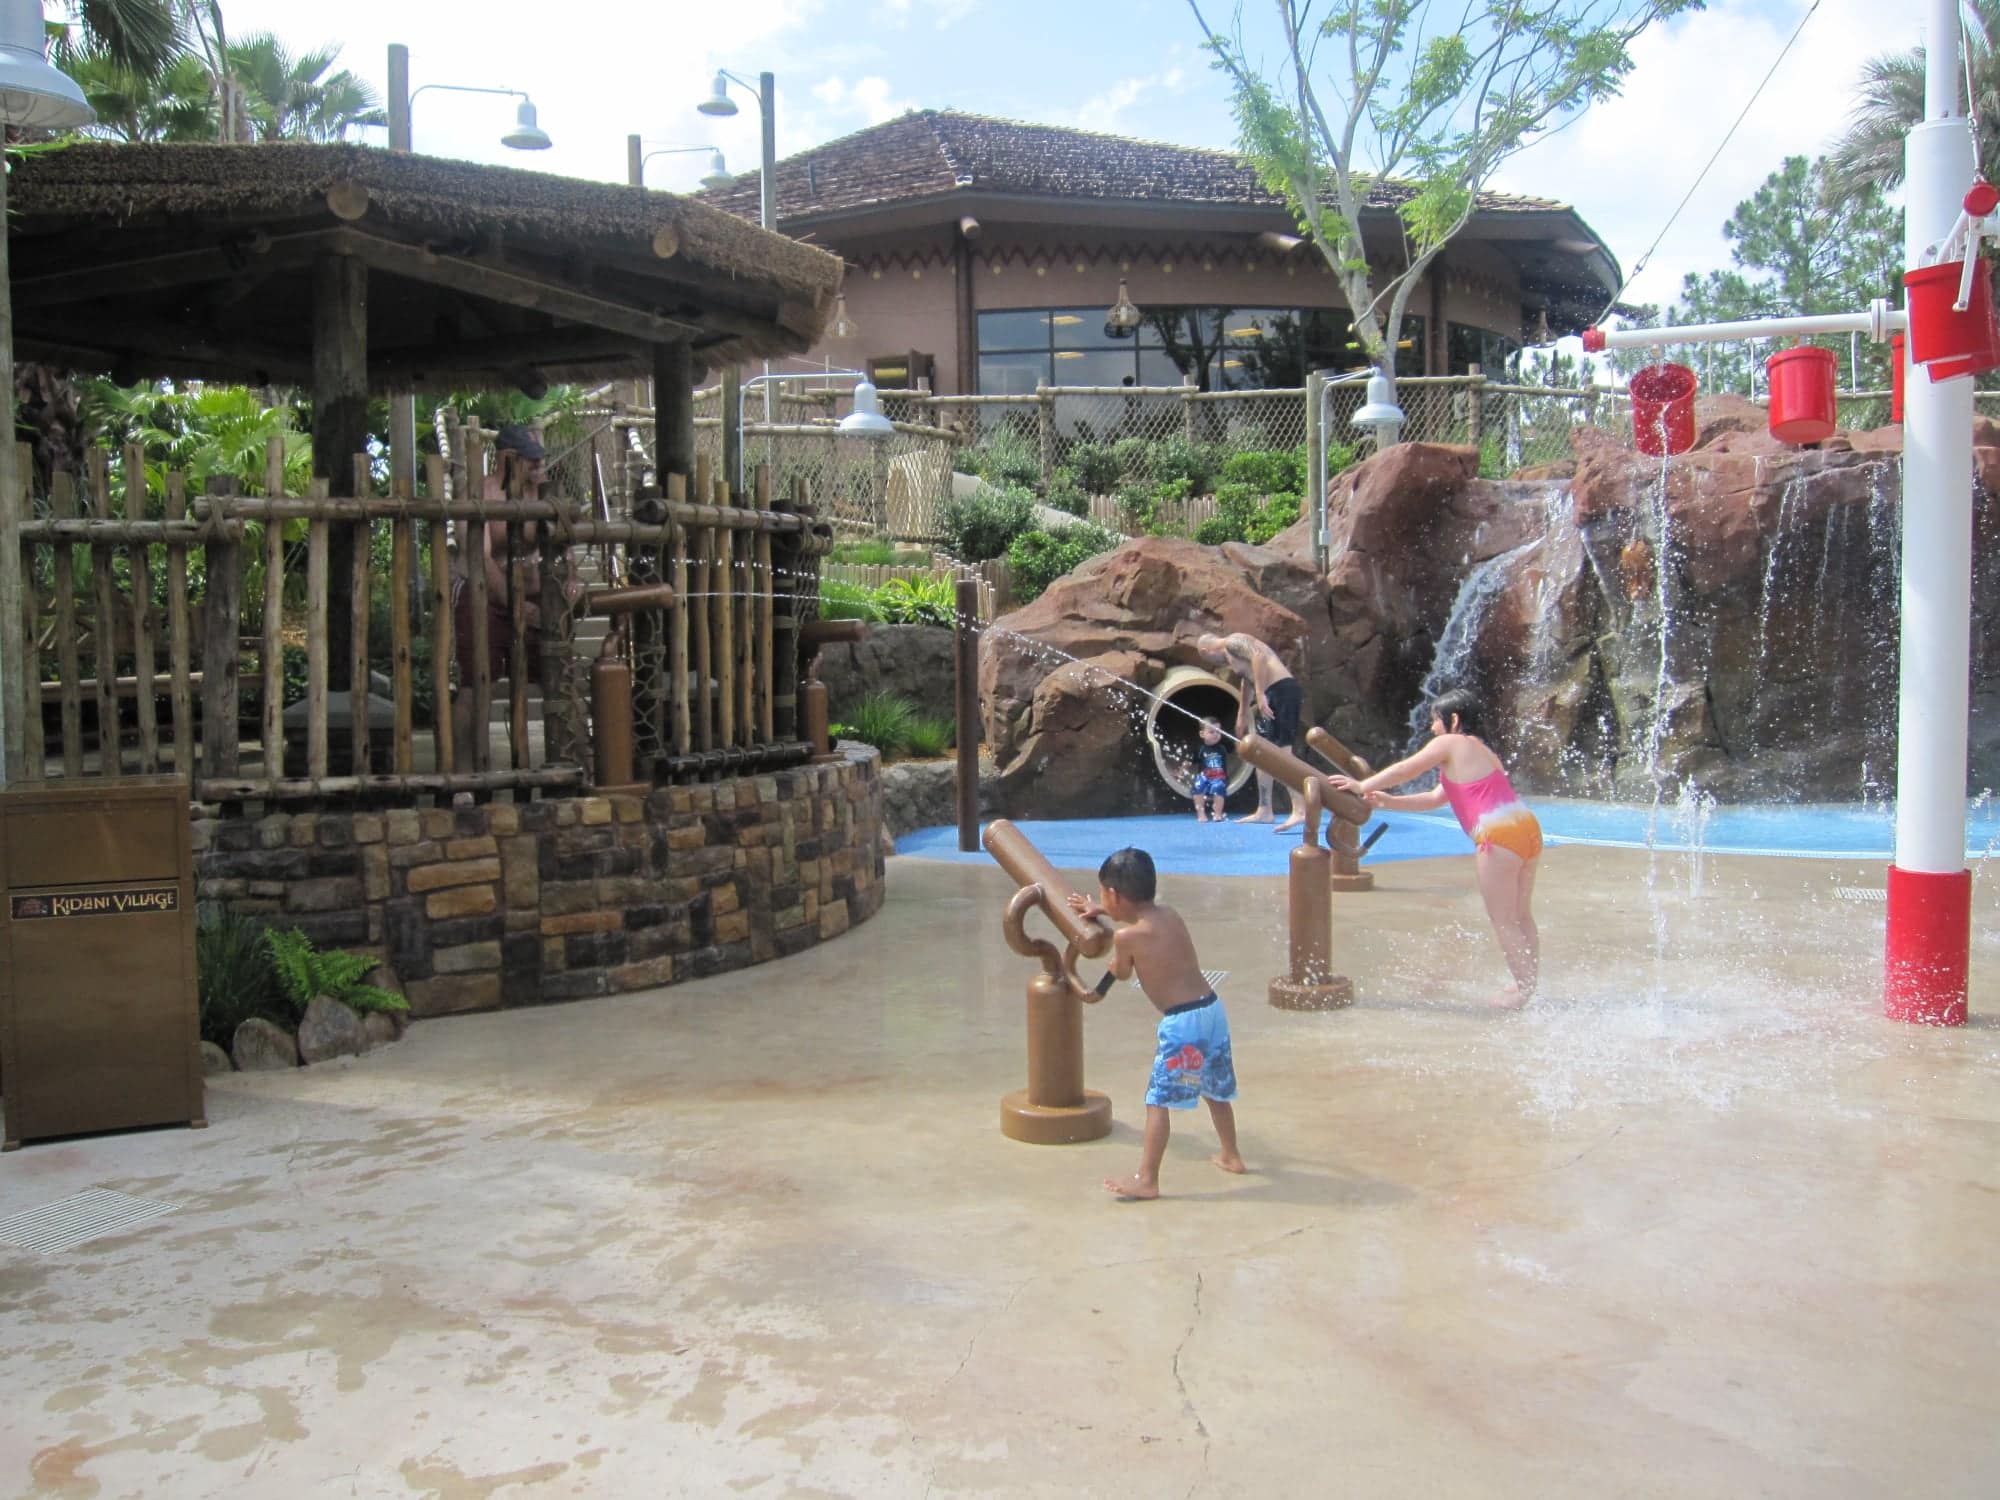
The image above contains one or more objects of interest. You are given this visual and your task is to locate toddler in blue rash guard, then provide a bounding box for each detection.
[1190,718,1229,822]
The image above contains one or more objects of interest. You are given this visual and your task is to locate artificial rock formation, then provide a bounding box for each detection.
[980,539,1324,815]
[983,412,2000,807]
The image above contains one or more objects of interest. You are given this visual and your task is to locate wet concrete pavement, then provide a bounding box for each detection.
[2,844,1997,1497]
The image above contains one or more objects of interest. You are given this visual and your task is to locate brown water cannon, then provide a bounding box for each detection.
[1235,732,1360,1010]
[586,583,678,794]
[799,617,867,761]
[982,818,1116,1144]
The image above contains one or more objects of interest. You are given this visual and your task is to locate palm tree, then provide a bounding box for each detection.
[1827,1,2000,197]
[71,50,217,142]
[46,0,184,77]
[226,34,384,143]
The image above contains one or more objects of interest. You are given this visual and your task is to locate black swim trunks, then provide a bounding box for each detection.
[1255,676,1302,745]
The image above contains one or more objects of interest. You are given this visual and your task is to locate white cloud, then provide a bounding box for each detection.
[1491,0,1906,309]
[1066,67,1193,136]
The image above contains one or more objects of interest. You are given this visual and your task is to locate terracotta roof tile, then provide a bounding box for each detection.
[700,109,1569,223]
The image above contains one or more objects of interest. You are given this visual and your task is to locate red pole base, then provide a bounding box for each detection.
[1883,864,1971,1026]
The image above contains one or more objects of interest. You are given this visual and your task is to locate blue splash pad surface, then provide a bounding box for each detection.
[896,800,2000,877]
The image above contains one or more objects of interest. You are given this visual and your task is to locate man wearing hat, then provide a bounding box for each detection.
[451,423,567,768]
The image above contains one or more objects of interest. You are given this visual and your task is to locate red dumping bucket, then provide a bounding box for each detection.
[1903,260,2000,379]
[1765,346,1837,444]
[1628,362,1698,457]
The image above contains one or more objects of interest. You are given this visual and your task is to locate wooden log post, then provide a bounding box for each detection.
[350,450,373,775]
[199,477,242,779]
[504,461,530,771]
[691,455,714,756]
[391,471,415,772]
[87,449,119,773]
[306,482,330,782]
[261,435,286,780]
[1036,380,1055,489]
[668,474,692,760]
[50,472,81,778]
[770,474,806,741]
[424,454,454,776]
[956,575,980,851]
[311,252,368,696]
[465,430,492,772]
[124,444,157,772]
[713,473,737,751]
[166,473,194,779]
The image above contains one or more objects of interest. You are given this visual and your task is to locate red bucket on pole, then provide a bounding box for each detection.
[1903,260,2000,380]
[1628,363,1698,456]
[1765,346,1838,444]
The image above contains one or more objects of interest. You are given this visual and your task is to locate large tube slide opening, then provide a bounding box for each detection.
[1146,667,1257,798]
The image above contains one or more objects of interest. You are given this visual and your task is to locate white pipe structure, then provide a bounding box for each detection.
[1576,0,1977,1025]
[1581,304,1906,350]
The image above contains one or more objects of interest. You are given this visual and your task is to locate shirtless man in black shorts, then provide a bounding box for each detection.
[1197,632,1303,828]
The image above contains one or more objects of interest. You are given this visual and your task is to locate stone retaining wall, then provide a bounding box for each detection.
[192,749,885,1018]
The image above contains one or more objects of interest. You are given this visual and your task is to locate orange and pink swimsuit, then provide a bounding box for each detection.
[1441,765,1543,863]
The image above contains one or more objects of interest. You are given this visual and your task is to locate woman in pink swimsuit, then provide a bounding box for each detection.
[1329,689,1541,1007]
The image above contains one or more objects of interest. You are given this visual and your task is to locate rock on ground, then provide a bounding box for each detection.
[297,995,369,1064]
[231,1017,298,1071]
[199,1040,234,1076]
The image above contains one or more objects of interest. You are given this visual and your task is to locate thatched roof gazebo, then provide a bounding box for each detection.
[0,144,889,1018]
[8,141,842,394]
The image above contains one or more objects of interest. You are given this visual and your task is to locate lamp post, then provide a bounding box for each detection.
[698,69,776,231]
[384,43,554,501]
[0,0,93,783]
[624,137,731,190]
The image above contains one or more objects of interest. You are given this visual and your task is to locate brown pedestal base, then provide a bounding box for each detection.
[1269,975,1355,1010]
[1328,871,1374,893]
[1000,1089,1113,1144]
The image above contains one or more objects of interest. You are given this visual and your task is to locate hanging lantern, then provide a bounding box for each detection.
[830,292,856,340]
[1103,277,1141,339]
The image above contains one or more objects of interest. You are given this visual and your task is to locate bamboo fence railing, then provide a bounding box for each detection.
[8,435,830,803]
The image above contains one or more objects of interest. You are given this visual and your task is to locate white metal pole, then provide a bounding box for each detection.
[1886,0,1977,1024]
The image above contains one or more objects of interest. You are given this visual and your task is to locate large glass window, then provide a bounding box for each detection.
[977,304,1427,390]
[1447,322,1521,376]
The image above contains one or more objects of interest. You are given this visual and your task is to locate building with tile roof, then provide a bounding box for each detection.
[698,109,1620,396]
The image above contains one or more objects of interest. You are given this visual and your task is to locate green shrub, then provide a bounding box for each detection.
[1194,515,1239,546]
[266,927,408,1016]
[1151,435,1224,495]
[962,427,1041,489]
[1220,446,1305,496]
[1478,432,1510,480]
[1325,438,1360,479]
[842,691,918,755]
[1246,494,1302,545]
[903,714,956,758]
[195,907,282,1049]
[939,482,1038,562]
[1065,441,1125,495]
[871,575,958,626]
[1045,469,1089,517]
[1006,521,1121,602]
[1114,481,1156,534]
[817,580,879,622]
[1111,436,1151,481]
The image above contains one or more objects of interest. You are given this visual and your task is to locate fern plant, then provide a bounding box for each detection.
[266,928,409,1015]
[903,714,956,758]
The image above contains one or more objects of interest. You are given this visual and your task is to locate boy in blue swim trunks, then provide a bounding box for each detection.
[1068,847,1245,1200]
[1190,718,1229,822]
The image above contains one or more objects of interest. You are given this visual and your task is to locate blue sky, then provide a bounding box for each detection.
[205,0,1911,311]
